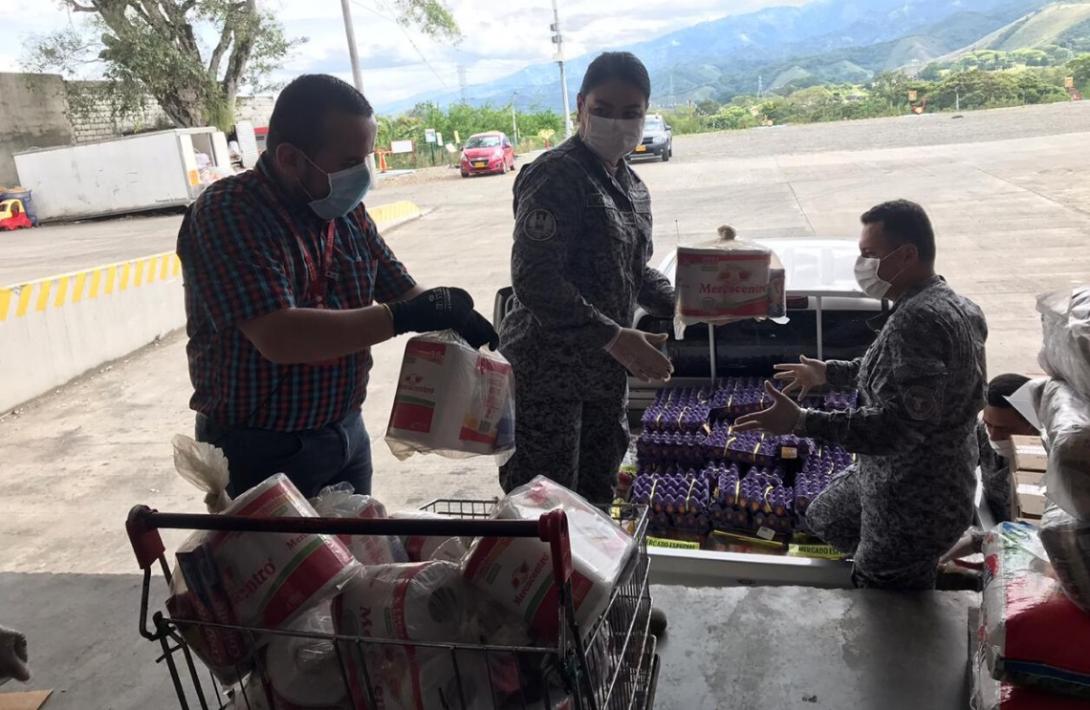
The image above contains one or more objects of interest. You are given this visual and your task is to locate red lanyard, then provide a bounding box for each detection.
[257,168,338,308]
[294,220,337,308]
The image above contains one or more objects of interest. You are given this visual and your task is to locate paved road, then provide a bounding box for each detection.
[3,102,1090,707]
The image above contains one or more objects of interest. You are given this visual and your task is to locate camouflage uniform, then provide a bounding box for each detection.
[977,418,1016,523]
[498,137,674,504]
[803,275,988,590]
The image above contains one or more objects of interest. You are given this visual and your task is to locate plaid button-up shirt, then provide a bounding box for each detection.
[178,156,415,431]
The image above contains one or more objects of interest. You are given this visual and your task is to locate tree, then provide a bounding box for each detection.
[1070,54,1090,93]
[24,0,459,128]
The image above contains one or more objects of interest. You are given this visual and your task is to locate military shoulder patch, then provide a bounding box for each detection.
[904,385,940,421]
[519,208,558,242]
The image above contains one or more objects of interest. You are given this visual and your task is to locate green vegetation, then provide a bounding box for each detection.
[660,58,1087,136]
[377,102,565,169]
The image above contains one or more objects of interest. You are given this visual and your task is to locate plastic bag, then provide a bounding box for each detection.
[673,225,785,339]
[981,522,1090,700]
[1040,504,1090,615]
[463,476,636,642]
[1038,287,1090,400]
[1032,379,1090,517]
[173,434,232,513]
[177,474,360,631]
[385,332,516,464]
[265,604,352,709]
[971,632,1090,710]
[390,510,469,563]
[334,562,492,710]
[311,485,408,565]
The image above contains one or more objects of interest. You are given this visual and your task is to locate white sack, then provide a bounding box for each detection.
[1038,286,1090,400]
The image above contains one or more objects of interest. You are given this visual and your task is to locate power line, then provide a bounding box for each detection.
[350,0,450,90]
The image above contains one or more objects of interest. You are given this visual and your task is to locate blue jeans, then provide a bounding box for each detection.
[195,411,373,499]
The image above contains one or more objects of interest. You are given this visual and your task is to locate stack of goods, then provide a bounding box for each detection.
[385,332,516,463]
[672,225,786,339]
[973,523,1090,709]
[631,379,855,546]
[968,285,1090,709]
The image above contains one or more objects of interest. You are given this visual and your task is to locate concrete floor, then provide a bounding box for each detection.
[652,586,978,710]
[2,102,1090,706]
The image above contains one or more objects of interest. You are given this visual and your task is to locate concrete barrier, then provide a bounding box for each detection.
[0,201,422,412]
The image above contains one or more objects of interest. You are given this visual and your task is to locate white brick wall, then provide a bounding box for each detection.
[65,82,173,144]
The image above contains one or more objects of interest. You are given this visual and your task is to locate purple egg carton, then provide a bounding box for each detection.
[724,432,782,467]
[636,430,709,468]
[641,388,713,433]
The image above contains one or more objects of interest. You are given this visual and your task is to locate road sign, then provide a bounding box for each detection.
[908,90,918,102]
[1066,76,1075,89]
[425,128,437,144]
[391,140,414,154]
[436,132,443,146]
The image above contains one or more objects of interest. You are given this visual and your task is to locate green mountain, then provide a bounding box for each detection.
[942,1,1090,57]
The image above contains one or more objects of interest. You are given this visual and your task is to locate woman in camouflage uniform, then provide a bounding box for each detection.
[498,52,675,504]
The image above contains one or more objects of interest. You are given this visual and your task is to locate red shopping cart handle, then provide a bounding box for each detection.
[126,505,574,582]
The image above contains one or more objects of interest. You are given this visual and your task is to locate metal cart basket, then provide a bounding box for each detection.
[126,498,658,710]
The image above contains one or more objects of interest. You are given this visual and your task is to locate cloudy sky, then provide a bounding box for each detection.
[0,0,806,108]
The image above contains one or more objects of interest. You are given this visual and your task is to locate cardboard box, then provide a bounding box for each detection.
[1017,482,1047,517]
[1014,469,1045,487]
[1011,435,1047,472]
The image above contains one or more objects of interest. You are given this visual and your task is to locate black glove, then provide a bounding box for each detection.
[388,287,499,350]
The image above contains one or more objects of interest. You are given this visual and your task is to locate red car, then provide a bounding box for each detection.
[460,132,516,177]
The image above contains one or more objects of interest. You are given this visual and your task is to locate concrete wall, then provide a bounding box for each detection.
[66,81,173,144]
[236,96,275,127]
[0,73,74,186]
[0,201,422,413]
[0,253,185,412]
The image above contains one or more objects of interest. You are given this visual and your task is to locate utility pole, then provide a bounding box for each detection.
[458,65,468,104]
[338,0,378,183]
[758,75,763,97]
[550,0,573,138]
[512,91,519,145]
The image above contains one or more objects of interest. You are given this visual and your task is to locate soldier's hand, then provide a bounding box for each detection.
[387,287,499,350]
[734,381,803,435]
[773,355,828,400]
[606,329,673,382]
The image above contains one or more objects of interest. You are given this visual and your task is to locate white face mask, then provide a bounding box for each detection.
[989,438,1014,460]
[854,246,905,300]
[581,114,645,164]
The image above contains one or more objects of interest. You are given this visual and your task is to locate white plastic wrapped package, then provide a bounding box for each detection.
[265,605,351,709]
[673,225,782,339]
[334,561,492,710]
[192,474,359,630]
[1032,378,1090,518]
[1039,505,1090,615]
[463,476,636,642]
[385,332,516,463]
[981,522,1090,700]
[311,485,408,566]
[390,511,469,563]
[1038,287,1090,400]
[334,561,470,643]
[342,644,492,710]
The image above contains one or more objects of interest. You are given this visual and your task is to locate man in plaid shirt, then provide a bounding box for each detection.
[178,75,496,497]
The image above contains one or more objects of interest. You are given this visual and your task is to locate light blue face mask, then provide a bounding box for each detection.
[302,156,372,220]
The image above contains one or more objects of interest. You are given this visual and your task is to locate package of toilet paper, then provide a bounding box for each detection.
[311,485,408,566]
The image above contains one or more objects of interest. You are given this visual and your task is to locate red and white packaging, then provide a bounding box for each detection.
[462,476,635,642]
[674,225,779,338]
[196,474,359,630]
[311,485,408,566]
[981,522,1090,700]
[971,634,1090,710]
[386,333,516,464]
[334,561,491,710]
[390,511,469,563]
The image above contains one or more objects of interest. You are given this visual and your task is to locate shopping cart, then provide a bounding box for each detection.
[126,498,658,710]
